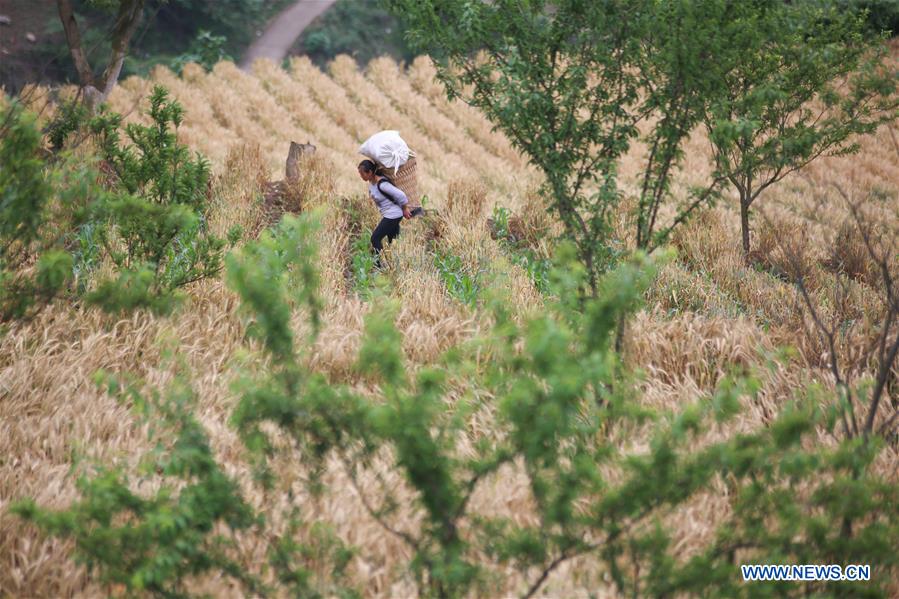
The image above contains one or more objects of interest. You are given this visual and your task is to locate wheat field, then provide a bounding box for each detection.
[1,47,898,597]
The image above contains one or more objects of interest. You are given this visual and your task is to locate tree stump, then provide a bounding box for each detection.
[285,141,316,182]
[251,141,318,238]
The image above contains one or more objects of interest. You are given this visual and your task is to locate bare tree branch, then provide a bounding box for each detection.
[770,182,899,442]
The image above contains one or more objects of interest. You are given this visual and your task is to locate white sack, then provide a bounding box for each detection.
[359,130,411,170]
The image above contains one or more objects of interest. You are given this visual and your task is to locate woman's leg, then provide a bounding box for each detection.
[371,218,389,252]
[386,218,401,243]
[370,218,402,266]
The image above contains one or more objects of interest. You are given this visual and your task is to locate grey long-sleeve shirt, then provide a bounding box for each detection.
[369,179,408,219]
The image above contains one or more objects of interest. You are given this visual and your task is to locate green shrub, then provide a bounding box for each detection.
[83,85,239,314]
[229,229,899,597]
[303,30,333,56]
[2,86,236,321]
[0,102,97,322]
[46,99,91,151]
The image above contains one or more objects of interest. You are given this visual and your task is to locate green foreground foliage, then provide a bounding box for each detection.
[14,213,899,598]
[14,370,261,596]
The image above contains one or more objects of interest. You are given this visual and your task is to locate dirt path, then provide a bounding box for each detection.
[240,0,337,70]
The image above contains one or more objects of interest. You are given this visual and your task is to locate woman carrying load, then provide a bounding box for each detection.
[358,159,412,264]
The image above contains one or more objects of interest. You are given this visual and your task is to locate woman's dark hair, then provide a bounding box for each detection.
[359,159,392,182]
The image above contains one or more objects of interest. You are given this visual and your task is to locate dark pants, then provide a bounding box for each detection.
[371,217,402,264]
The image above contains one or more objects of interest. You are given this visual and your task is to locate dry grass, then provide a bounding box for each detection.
[2,50,898,598]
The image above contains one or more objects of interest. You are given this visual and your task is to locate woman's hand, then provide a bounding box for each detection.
[403,205,412,219]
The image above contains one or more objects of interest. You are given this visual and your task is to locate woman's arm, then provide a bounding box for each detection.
[379,180,409,206]
[379,180,412,218]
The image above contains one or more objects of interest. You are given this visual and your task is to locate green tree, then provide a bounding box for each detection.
[706,1,899,255]
[386,0,763,294]
[838,0,899,35]
[156,0,287,54]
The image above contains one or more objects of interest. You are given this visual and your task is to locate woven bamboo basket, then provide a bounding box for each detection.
[378,155,419,205]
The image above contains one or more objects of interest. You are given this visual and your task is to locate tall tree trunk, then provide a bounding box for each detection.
[57,0,145,110]
[57,0,94,89]
[740,196,751,255]
[101,0,144,98]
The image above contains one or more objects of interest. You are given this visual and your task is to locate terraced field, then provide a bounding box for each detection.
[1,49,897,597]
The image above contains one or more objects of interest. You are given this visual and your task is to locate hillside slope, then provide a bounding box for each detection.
[1,52,897,597]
